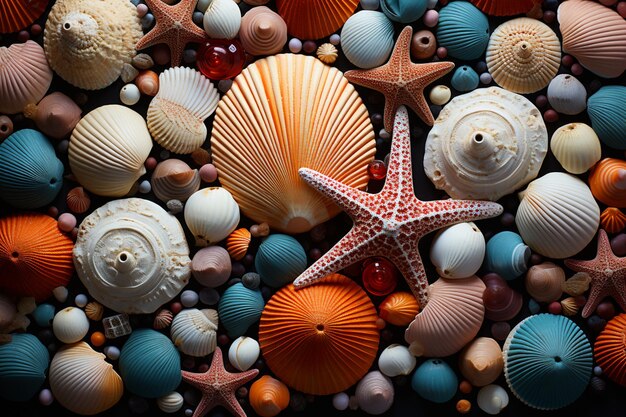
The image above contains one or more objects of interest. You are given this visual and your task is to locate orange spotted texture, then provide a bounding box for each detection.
[276,0,359,40]
[594,313,626,387]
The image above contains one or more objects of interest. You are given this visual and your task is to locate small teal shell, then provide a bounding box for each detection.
[437,2,490,61]
[0,333,49,401]
[119,329,181,398]
[340,10,395,69]
[587,85,626,150]
[218,283,264,338]
[485,231,530,280]
[504,314,592,410]
[0,129,63,209]
[411,359,458,403]
[451,66,479,92]
[380,0,427,23]
[255,234,307,288]
[33,303,56,327]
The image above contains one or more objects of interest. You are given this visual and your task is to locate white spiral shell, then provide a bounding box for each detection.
[228,336,260,371]
[429,222,486,279]
[184,188,241,246]
[355,371,395,415]
[170,308,219,357]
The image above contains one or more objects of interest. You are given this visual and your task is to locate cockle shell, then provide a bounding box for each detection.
[437,1,489,61]
[340,11,394,69]
[157,391,184,414]
[547,75,587,116]
[550,123,601,174]
[211,54,375,233]
[226,228,251,260]
[23,92,82,139]
[191,246,232,287]
[594,313,626,387]
[66,187,90,214]
[377,344,416,377]
[184,188,240,246]
[411,359,457,403]
[379,292,419,326]
[560,297,579,317]
[228,336,260,371]
[0,334,49,401]
[203,0,241,40]
[477,384,510,415]
[73,198,191,314]
[170,309,218,357]
[562,272,591,297]
[424,87,547,201]
[589,158,626,208]
[525,262,565,303]
[355,371,394,415]
[316,43,338,65]
[587,86,626,150]
[459,337,503,387]
[85,301,103,321]
[450,65,479,92]
[147,67,219,154]
[0,0,48,34]
[154,309,174,329]
[276,0,359,40]
[219,283,265,338]
[249,375,290,417]
[239,6,287,56]
[255,234,307,288]
[380,0,427,23]
[601,208,626,234]
[44,0,143,89]
[429,222,485,279]
[152,159,201,202]
[52,307,89,344]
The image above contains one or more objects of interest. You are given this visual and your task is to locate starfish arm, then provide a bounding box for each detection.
[299,168,368,215]
[581,284,608,319]
[191,397,215,417]
[382,105,414,195]
[388,244,429,308]
[563,259,597,275]
[389,26,412,69]
[418,199,503,234]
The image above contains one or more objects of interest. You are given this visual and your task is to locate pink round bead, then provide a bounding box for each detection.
[58,213,77,233]
[571,63,584,76]
[543,109,559,123]
[17,30,30,42]
[136,3,149,17]
[561,55,574,67]
[303,40,317,54]
[30,24,42,36]
[436,47,447,59]
[170,301,183,314]
[153,45,171,66]
[199,163,218,183]
[535,95,548,108]
[548,301,562,315]
[423,10,439,28]
[144,157,158,171]
[618,2,626,18]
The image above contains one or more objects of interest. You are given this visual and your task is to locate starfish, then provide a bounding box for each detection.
[136,0,208,67]
[344,26,455,133]
[181,347,259,417]
[565,229,626,318]
[293,106,503,307]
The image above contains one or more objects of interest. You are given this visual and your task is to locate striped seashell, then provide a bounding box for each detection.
[470,0,540,16]
[156,391,184,413]
[340,10,394,69]
[589,158,626,208]
[239,6,287,56]
[191,246,231,288]
[184,188,240,246]
[85,301,103,321]
[154,309,174,330]
[152,159,201,202]
[226,228,251,261]
[587,86,626,150]
[459,337,503,387]
[66,187,91,214]
[594,313,626,387]
[0,0,48,34]
[22,92,82,139]
[203,0,241,40]
[170,309,218,357]
[379,292,419,326]
[355,371,394,415]
[276,0,359,40]
[437,1,490,61]
[249,375,290,417]
[0,333,49,401]
[560,297,579,317]
[550,123,601,175]
[601,208,626,234]
[52,306,90,344]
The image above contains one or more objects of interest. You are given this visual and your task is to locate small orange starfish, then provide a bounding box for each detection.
[345,26,454,133]
[137,0,208,67]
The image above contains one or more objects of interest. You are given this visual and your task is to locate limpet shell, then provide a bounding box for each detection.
[239,6,287,56]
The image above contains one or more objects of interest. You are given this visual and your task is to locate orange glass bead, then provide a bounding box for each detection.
[456,399,471,414]
[459,380,473,394]
[90,331,106,347]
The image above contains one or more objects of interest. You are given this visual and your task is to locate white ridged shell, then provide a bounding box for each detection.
[157,391,184,414]
[203,0,241,39]
[355,371,394,415]
[228,336,260,371]
[340,10,394,69]
[429,222,486,279]
[377,344,416,377]
[170,309,218,357]
[184,187,240,246]
[547,74,587,116]
[52,307,89,344]
[550,123,601,174]
[477,384,509,415]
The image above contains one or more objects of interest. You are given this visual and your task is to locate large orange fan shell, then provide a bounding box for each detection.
[0,0,48,34]
[0,213,74,301]
[589,158,626,208]
[276,0,359,40]
[259,274,379,395]
[594,313,626,387]
[471,0,540,16]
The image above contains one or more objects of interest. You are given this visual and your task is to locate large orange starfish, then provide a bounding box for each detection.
[345,26,455,133]
[565,229,626,318]
[137,0,208,67]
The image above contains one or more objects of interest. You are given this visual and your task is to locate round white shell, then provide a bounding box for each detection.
[429,222,486,279]
[170,308,218,357]
[157,391,184,414]
[550,123,601,174]
[203,0,241,39]
[184,187,240,246]
[547,74,587,116]
[52,307,89,344]
[377,344,417,377]
[228,336,260,371]
[477,384,510,415]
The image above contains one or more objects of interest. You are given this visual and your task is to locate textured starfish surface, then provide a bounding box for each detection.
[293,106,503,307]
[565,229,626,318]
[181,347,259,417]
[136,0,208,67]
[344,26,455,133]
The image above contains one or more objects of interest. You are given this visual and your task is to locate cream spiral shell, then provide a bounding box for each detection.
[355,371,395,415]
[151,159,201,202]
[429,222,485,279]
[239,6,287,56]
[228,336,260,371]
[550,123,601,174]
[203,0,241,39]
[157,391,184,413]
[170,309,218,357]
[184,188,240,246]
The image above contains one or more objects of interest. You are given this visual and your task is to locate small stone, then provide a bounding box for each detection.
[74,294,88,307]
[136,3,149,17]
[199,164,218,182]
[242,272,261,290]
[250,222,270,237]
[141,13,155,31]
[18,297,36,315]
[288,38,302,53]
[167,199,184,214]
[218,79,233,94]
[57,140,69,154]
[183,49,197,64]
[160,150,171,160]
[39,389,54,406]
[479,72,492,85]
[587,315,607,333]
[528,298,541,314]
[53,286,69,303]
[594,366,603,376]
[548,301,562,315]
[120,64,139,83]
[611,234,626,256]
[138,180,151,194]
[180,290,199,308]
[329,34,340,45]
[303,40,317,54]
[199,288,220,305]
[104,346,121,360]
[191,148,211,166]
[192,11,204,26]
[332,393,349,411]
[58,213,77,232]
[102,313,132,339]
[132,53,155,70]
[491,321,511,341]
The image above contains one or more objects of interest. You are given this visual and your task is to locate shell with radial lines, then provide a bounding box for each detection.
[170,309,218,357]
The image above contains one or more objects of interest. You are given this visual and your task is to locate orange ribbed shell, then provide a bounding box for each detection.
[226,228,251,261]
[0,0,48,34]
[589,158,626,208]
[594,313,626,387]
[470,0,540,16]
[0,213,74,301]
[276,0,359,40]
[259,274,379,395]
[601,208,626,234]
[379,292,419,326]
[249,375,290,417]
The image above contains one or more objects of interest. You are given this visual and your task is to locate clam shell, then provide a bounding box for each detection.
[184,187,240,246]
[23,92,82,139]
[191,246,232,287]
[255,234,307,288]
[485,231,530,281]
[355,371,394,415]
[459,337,503,387]
[203,0,241,40]
[52,307,89,344]
[154,309,174,330]
[560,297,579,317]
[170,308,218,357]
[437,1,489,61]
[157,391,184,414]
[429,222,485,279]
[152,159,201,202]
[377,344,416,377]
[277,0,359,40]
[0,334,49,401]
[228,336,260,372]
[239,6,287,56]
[601,207,626,234]
[470,0,540,16]
[546,75,587,116]
[589,158,626,208]
[562,272,591,297]
[84,301,103,321]
[219,282,265,338]
[0,0,48,34]
[594,313,626,387]
[525,262,565,303]
[411,359,457,403]
[477,384,509,415]
[66,187,91,214]
[226,228,251,260]
[250,375,290,417]
[550,123,601,174]
[587,86,626,150]
[378,292,419,326]
[340,11,394,69]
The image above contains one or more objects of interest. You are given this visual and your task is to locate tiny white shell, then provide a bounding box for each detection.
[377,344,417,377]
[203,0,241,39]
[355,371,394,415]
[547,74,586,115]
[184,187,240,246]
[429,85,451,106]
[157,391,184,413]
[170,309,218,357]
[477,384,510,415]
[52,307,89,344]
[120,84,141,106]
[430,222,486,279]
[228,336,260,371]
[550,123,601,174]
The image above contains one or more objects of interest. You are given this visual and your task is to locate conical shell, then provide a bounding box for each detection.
[211,53,376,233]
[250,375,290,417]
[589,158,626,208]
[228,336,260,372]
[147,67,219,154]
[429,222,485,279]
[259,274,379,395]
[219,283,265,338]
[69,105,153,197]
[486,18,560,94]
[277,0,359,40]
[355,371,394,415]
[377,344,416,377]
[601,208,626,234]
[226,228,251,260]
[152,159,201,202]
[437,1,490,61]
[23,92,82,139]
[470,0,540,16]
[0,333,49,401]
[459,337,503,387]
[587,86,626,150]
[379,292,419,326]
[49,342,123,415]
[594,313,626,387]
[203,0,241,39]
[239,6,287,56]
[66,186,91,214]
[184,187,240,246]
[550,123,601,174]
[340,11,394,69]
[0,0,48,34]
[562,272,591,297]
[546,74,587,116]
[191,246,232,287]
[525,262,565,303]
[170,308,218,357]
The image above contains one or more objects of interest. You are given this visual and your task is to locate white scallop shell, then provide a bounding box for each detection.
[228,336,260,371]
[377,344,416,377]
[147,67,219,154]
[516,172,600,259]
[340,10,394,69]
[355,371,394,415]
[477,384,509,415]
[547,75,587,116]
[170,308,218,357]
[52,307,89,344]
[203,0,241,39]
[550,123,601,174]
[429,222,485,279]
[184,187,240,246]
[157,391,184,414]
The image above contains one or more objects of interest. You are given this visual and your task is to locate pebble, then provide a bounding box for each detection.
[183,49,197,64]
[436,47,447,59]
[329,34,340,45]
[571,63,584,76]
[120,84,141,106]
[170,302,183,315]
[561,55,574,67]
[379,129,390,140]
[423,10,439,27]
[153,45,171,66]
[39,389,54,406]
[242,272,261,290]
[303,40,317,54]
[140,14,155,31]
[192,11,204,26]
[332,393,349,411]
[167,199,184,214]
[491,321,511,341]
[138,180,151,194]
[479,72,492,85]
[145,157,158,170]
[528,298,541,314]
[543,109,559,123]
[75,294,88,308]
[587,315,607,333]
[160,150,171,160]
[57,140,69,154]
[593,366,603,376]
[136,3,149,17]
[199,288,220,305]
[218,79,233,94]
[231,262,245,277]
[619,2,626,18]
[53,286,69,303]
[180,290,199,308]
[132,53,155,70]
[104,346,121,360]
[459,380,472,394]
[30,24,43,37]
[288,38,303,53]
[611,234,626,256]
[17,30,29,42]
[58,213,77,232]
[199,164,218,182]
[596,301,616,320]
[548,301,562,315]
[543,10,556,23]
[120,64,139,83]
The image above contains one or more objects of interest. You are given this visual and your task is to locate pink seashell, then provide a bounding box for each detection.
[23,92,82,139]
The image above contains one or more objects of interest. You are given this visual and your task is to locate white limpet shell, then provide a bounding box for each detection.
[73,198,191,314]
[170,309,218,357]
[355,371,394,415]
[429,222,485,279]
[477,384,509,415]
[377,344,417,377]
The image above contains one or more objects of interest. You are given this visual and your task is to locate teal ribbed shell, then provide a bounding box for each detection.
[218,283,264,338]
[451,66,480,92]
[255,234,307,288]
[380,0,427,23]
[0,333,49,401]
[437,1,490,61]
[587,85,626,150]
[485,231,530,280]
[411,359,458,403]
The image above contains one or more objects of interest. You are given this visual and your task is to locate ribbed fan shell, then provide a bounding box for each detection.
[340,11,394,69]
[276,0,359,40]
[589,158,626,208]
[379,292,419,326]
[0,0,48,33]
[151,159,201,202]
[436,1,490,61]
[470,0,539,16]
[218,282,265,338]
[255,234,307,288]
[226,228,251,261]
[587,86,626,150]
[550,123,601,174]
[202,0,241,40]
[170,308,218,357]
[0,333,49,401]
[594,313,626,387]
[601,208,626,234]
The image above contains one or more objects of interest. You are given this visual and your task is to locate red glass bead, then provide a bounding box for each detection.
[543,109,559,123]
[197,39,246,80]
[368,160,387,180]
[361,257,397,296]
[548,301,562,315]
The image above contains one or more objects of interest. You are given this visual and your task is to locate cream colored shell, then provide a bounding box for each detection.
[459,337,503,387]
[157,391,184,414]
[203,0,241,39]
[52,307,89,344]
[424,87,548,201]
[550,123,601,174]
[170,308,218,357]
[73,198,191,314]
[377,344,417,377]
[228,336,260,371]
[184,187,241,246]
[429,222,485,279]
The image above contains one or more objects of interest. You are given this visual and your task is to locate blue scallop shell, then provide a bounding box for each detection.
[411,359,458,403]
[119,329,181,398]
[380,0,427,23]
[504,314,592,410]
[0,129,63,209]
[437,2,490,61]
[340,11,395,69]
[451,66,480,92]
[587,86,626,150]
[218,283,264,338]
[485,231,530,280]
[255,234,307,288]
[0,333,49,401]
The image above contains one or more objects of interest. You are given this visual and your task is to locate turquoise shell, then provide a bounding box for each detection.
[0,333,49,401]
[33,303,55,327]
[340,11,395,69]
[119,329,181,398]
[411,359,458,403]
[437,2,490,61]
[255,234,307,288]
[218,283,264,338]
[504,314,592,410]
[485,231,530,280]
[380,0,427,23]
[451,66,479,92]
[0,129,63,209]
[587,85,626,150]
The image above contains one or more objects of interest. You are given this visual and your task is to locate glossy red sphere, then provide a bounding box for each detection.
[368,160,387,180]
[197,39,246,80]
[362,257,397,296]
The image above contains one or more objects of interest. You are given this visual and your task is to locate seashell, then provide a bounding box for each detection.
[259,274,379,395]
[379,292,419,326]
[562,272,591,297]
[66,186,91,214]
[601,208,626,234]
[0,333,49,401]
[0,213,74,301]
[411,359,457,403]
[587,86,626,150]
[546,75,587,116]
[429,222,485,279]
[459,337,503,387]
[0,129,64,209]
[85,301,103,321]
[23,92,81,139]
[470,0,540,16]
[355,371,394,415]
[429,85,451,106]
[0,115,12,140]
[69,105,152,197]
[0,40,52,114]
[0,294,29,335]
[560,297,579,317]
[594,313,626,387]
[451,65,479,92]
[147,67,219,154]
[226,228,251,261]
[157,391,184,414]
[191,246,232,288]
[525,262,565,303]
[44,0,143,90]
[170,308,218,357]
[203,0,241,40]
[503,314,592,409]
[250,375,290,417]
[135,70,159,96]
[49,342,123,415]
[558,0,626,78]
[255,234,307,288]
[380,0,426,23]
[52,307,89,344]
[516,173,600,259]
[477,384,509,415]
[486,18,560,94]
[0,0,48,34]
[589,158,626,208]
[228,336,260,372]
[424,87,548,201]
[184,188,240,246]
[154,309,174,329]
[405,277,485,357]
[482,273,522,321]
[73,198,191,314]
[437,1,489,61]
[239,6,287,56]
[219,282,265,338]
[340,11,394,69]
[119,329,181,398]
[485,231,530,280]
[276,0,359,40]
[550,123,601,174]
[152,159,201,202]
[211,54,375,233]
[316,43,338,65]
[377,344,416,377]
